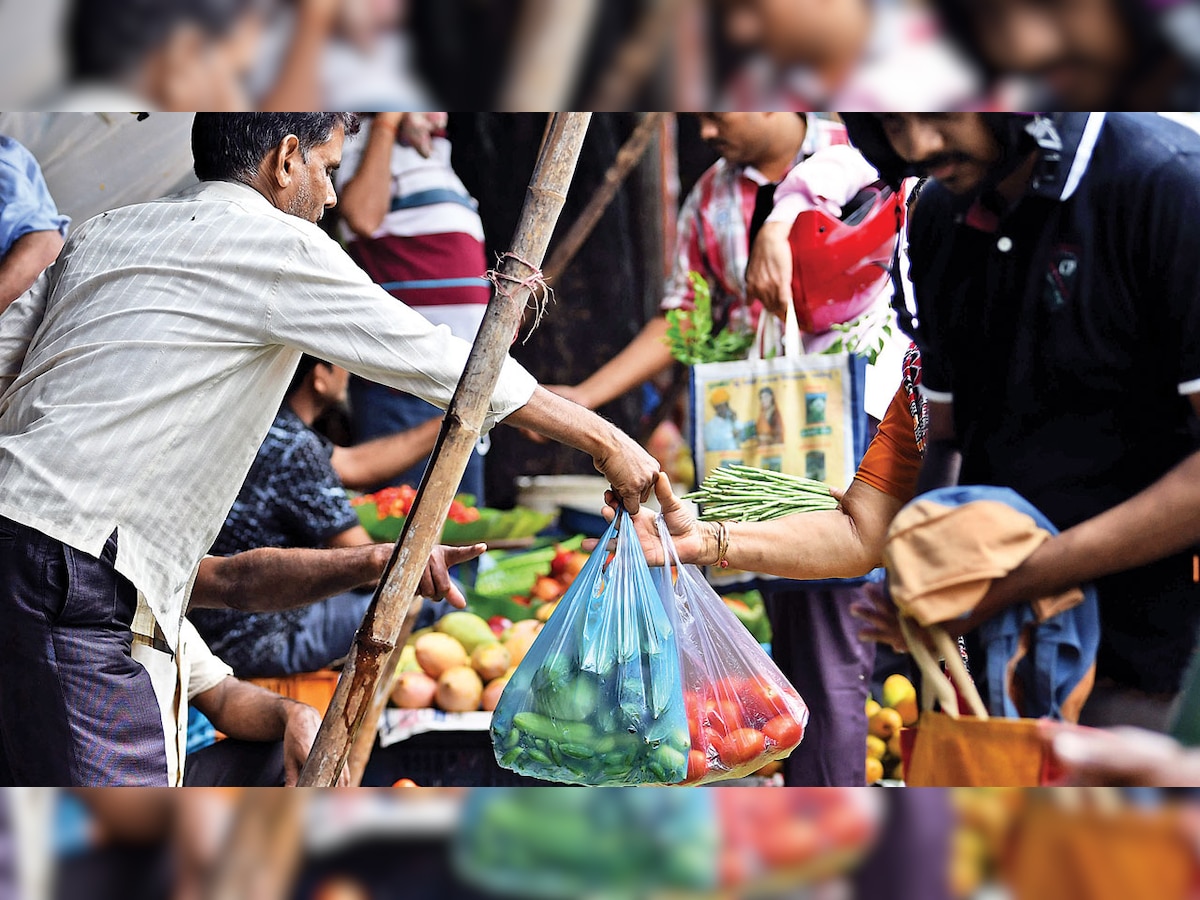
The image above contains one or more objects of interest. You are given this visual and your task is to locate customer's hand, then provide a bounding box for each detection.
[745,220,794,320]
[850,583,908,653]
[601,473,709,567]
[282,701,348,787]
[418,544,487,607]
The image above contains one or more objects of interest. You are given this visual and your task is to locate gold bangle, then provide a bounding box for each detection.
[715,521,730,569]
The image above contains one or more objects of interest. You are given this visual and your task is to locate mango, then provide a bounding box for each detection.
[435,611,496,655]
[436,665,483,712]
[391,671,437,709]
[415,632,469,678]
[471,642,512,682]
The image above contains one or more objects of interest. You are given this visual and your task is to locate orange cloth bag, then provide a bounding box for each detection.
[899,619,1062,787]
[1002,795,1199,900]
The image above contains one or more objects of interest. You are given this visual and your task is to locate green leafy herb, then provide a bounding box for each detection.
[821,310,896,366]
[663,272,755,365]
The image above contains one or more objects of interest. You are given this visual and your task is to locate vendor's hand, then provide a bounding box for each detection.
[600,473,708,567]
[593,429,658,515]
[745,220,794,320]
[419,543,487,608]
[282,701,348,787]
[1046,724,1200,787]
[850,583,908,654]
[522,386,592,444]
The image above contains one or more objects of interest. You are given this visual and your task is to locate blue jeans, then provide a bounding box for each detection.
[0,517,168,785]
[349,377,486,503]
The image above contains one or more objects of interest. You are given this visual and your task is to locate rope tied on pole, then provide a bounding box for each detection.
[487,250,554,344]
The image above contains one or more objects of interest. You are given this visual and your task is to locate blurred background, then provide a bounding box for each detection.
[7,786,1198,900]
[2,0,1199,111]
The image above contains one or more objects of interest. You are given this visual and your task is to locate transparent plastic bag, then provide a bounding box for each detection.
[453,788,720,898]
[490,511,690,785]
[655,517,809,784]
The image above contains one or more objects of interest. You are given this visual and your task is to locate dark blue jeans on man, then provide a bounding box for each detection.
[0,517,167,785]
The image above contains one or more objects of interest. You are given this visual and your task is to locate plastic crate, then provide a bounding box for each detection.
[247,669,341,716]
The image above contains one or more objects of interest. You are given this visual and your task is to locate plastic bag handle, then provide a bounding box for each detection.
[653,515,692,628]
[747,302,804,361]
[900,616,988,720]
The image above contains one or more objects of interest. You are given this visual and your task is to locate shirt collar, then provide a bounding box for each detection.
[190,179,279,211]
[1026,112,1107,202]
[740,117,816,186]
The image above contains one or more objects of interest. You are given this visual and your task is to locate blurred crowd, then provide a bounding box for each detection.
[1,0,1199,110]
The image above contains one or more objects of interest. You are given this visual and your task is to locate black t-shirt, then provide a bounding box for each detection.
[908,113,1200,694]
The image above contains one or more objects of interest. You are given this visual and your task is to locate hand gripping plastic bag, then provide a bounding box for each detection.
[654,517,809,784]
[490,510,690,785]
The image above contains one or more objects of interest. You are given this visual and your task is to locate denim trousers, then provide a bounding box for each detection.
[0,516,167,785]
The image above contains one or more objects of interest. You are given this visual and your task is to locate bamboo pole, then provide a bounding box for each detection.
[500,0,600,110]
[202,791,305,900]
[299,113,594,787]
[543,112,665,285]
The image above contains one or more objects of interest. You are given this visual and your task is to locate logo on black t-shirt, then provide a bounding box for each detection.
[1044,246,1081,312]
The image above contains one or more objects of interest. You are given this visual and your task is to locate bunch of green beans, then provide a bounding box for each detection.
[682,465,839,522]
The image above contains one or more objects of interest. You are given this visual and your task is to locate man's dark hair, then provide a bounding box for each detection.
[287,355,330,397]
[191,113,361,183]
[68,0,259,81]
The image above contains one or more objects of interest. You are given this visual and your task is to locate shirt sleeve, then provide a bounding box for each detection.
[271,432,362,546]
[765,145,882,227]
[181,618,235,702]
[0,268,50,397]
[660,179,708,312]
[0,137,69,256]
[266,228,537,433]
[853,386,923,500]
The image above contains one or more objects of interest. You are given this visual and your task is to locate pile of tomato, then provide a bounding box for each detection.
[680,676,806,784]
[351,485,481,524]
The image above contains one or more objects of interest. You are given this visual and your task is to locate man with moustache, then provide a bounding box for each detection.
[844,113,1200,731]
[931,0,1200,107]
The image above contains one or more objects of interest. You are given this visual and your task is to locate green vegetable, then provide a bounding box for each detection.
[559,743,596,760]
[511,711,595,745]
[664,272,755,365]
[683,464,840,522]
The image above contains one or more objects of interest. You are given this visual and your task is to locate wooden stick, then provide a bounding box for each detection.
[543,112,665,284]
[299,113,594,787]
[500,0,600,110]
[202,791,305,900]
[586,0,689,110]
[344,594,422,784]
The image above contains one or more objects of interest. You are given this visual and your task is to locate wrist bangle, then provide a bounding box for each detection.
[715,521,730,569]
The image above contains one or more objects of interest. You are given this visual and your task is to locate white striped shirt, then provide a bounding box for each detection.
[0,180,535,649]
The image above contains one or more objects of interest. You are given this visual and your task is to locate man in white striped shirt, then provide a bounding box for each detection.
[0,113,658,786]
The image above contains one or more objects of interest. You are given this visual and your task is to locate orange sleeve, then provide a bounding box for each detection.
[853,385,922,501]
